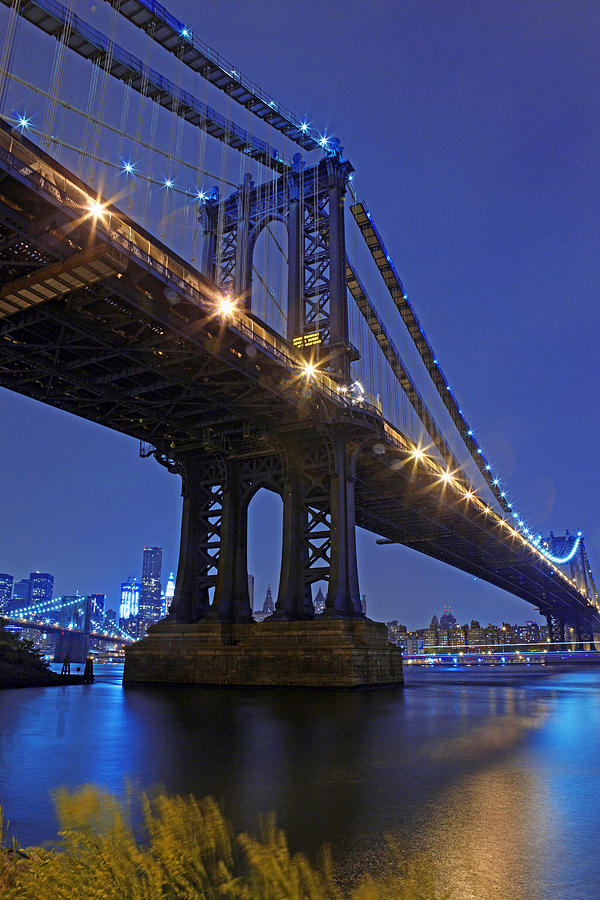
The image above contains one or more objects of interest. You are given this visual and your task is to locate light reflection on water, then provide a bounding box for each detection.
[1,664,600,898]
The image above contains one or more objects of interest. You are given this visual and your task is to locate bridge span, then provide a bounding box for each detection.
[0,126,597,647]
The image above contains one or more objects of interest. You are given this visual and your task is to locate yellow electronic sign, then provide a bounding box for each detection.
[293,331,322,348]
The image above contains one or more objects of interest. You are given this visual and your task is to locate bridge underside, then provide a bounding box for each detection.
[1,126,598,646]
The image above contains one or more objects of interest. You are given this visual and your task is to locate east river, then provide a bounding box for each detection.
[1,663,600,898]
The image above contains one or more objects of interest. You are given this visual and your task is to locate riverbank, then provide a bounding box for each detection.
[0,660,88,689]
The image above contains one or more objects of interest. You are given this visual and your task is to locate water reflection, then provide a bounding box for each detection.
[1,665,599,897]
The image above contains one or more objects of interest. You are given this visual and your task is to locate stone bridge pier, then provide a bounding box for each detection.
[124,433,403,688]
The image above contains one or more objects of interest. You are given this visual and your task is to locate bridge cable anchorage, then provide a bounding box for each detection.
[0,0,294,173]
[100,0,324,153]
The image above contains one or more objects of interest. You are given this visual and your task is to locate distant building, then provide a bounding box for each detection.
[120,578,140,621]
[360,593,367,615]
[313,586,326,615]
[248,574,255,611]
[439,605,457,630]
[87,594,105,622]
[161,572,176,617]
[122,614,148,641]
[482,624,500,646]
[386,620,407,645]
[29,572,54,607]
[12,578,31,606]
[514,621,541,644]
[404,633,423,655]
[254,584,275,622]
[449,624,467,647]
[263,585,274,616]
[467,620,482,646]
[105,608,117,625]
[0,574,13,614]
[140,547,162,621]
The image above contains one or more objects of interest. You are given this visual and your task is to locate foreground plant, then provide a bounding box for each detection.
[0,787,449,899]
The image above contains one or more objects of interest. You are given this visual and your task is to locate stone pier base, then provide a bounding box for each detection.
[123,618,403,689]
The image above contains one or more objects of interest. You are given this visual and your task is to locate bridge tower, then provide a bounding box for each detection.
[200,143,355,378]
[125,147,401,686]
[165,143,366,626]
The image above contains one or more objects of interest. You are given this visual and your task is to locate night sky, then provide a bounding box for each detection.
[1,0,599,629]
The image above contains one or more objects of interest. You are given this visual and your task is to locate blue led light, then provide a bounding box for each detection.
[485,464,492,471]
[196,189,206,200]
[122,161,134,175]
[538,533,582,565]
[501,491,506,498]
[467,429,473,436]
[318,134,329,148]
[492,478,500,486]
[164,178,174,189]
[180,27,191,38]
[17,114,30,130]
[476,448,483,455]
[300,121,309,132]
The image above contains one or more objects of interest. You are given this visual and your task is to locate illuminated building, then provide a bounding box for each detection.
[139,547,162,621]
[87,594,106,621]
[120,578,140,621]
[449,624,467,646]
[313,586,326,615]
[386,620,407,645]
[29,572,54,606]
[161,572,175,617]
[467,620,483,646]
[0,574,13,614]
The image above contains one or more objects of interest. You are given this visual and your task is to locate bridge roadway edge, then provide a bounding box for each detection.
[122,619,404,689]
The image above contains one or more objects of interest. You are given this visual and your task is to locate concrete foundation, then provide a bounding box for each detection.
[123,618,403,689]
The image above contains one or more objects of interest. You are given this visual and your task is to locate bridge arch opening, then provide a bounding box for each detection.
[247,486,283,618]
[249,217,288,337]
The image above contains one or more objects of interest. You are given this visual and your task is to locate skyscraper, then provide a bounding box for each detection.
[139,547,162,621]
[12,578,31,605]
[29,572,54,607]
[440,605,457,629]
[262,585,274,616]
[120,578,140,622]
[87,594,106,622]
[0,574,13,614]
[161,572,175,617]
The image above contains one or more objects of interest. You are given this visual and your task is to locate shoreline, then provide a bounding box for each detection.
[0,662,89,690]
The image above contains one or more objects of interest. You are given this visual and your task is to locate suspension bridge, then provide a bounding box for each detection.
[0,0,597,684]
[4,593,132,662]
